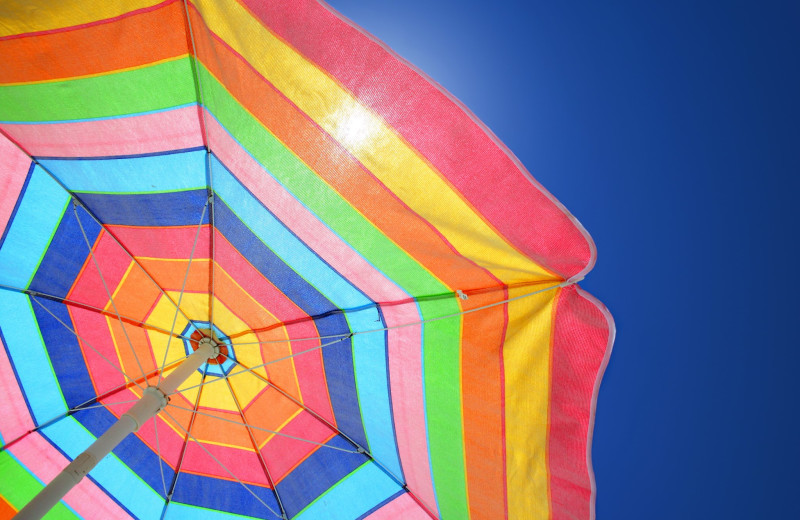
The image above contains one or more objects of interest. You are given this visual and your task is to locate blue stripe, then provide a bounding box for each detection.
[29,203,100,299]
[30,299,96,409]
[275,436,366,518]
[76,190,209,226]
[170,471,280,519]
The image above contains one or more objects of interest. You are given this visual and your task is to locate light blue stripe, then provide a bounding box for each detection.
[213,157,401,476]
[163,502,259,520]
[0,292,66,424]
[42,418,164,520]
[294,462,401,520]
[0,166,69,288]
[346,310,403,477]
[39,149,207,194]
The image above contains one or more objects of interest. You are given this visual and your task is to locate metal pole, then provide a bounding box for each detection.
[13,340,218,520]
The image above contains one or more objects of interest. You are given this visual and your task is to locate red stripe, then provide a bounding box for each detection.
[548,286,613,520]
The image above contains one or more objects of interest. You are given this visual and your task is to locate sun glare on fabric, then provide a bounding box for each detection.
[329,102,380,153]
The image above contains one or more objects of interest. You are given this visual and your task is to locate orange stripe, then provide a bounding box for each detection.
[107,318,156,379]
[0,1,187,84]
[0,494,17,518]
[460,292,507,519]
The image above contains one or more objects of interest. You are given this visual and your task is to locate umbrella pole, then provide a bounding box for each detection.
[13,340,219,520]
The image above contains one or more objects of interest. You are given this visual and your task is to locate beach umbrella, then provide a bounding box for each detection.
[0,1,614,519]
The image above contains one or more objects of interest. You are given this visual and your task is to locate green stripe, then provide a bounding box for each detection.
[0,57,196,122]
[198,65,469,517]
[0,451,78,518]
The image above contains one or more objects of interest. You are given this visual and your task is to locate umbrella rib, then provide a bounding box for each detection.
[226,278,564,343]
[156,199,209,389]
[30,295,144,391]
[228,279,572,346]
[224,377,289,519]
[68,398,143,411]
[153,412,169,499]
[167,401,358,453]
[180,0,217,330]
[73,202,148,382]
[0,282,190,341]
[161,364,209,519]
[161,407,283,520]
[206,154,216,331]
[0,399,137,454]
[180,0,211,148]
[170,277,570,394]
[0,129,199,330]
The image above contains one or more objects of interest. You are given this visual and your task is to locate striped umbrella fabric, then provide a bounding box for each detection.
[0,1,614,519]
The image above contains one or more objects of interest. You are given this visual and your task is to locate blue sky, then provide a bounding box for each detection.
[327,1,800,518]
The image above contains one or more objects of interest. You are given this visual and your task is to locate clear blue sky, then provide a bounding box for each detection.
[326,1,800,518]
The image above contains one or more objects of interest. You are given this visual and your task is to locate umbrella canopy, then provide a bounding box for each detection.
[0,1,613,519]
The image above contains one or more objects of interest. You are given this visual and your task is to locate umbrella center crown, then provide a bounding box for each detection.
[187,326,231,366]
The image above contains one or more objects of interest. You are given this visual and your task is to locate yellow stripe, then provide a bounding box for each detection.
[194,0,555,285]
[105,315,129,383]
[0,0,163,38]
[503,286,557,518]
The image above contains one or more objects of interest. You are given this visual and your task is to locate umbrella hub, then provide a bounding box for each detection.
[189,328,228,365]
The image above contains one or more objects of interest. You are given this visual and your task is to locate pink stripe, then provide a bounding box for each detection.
[180,433,270,485]
[70,307,131,396]
[9,436,129,519]
[548,286,613,520]
[67,231,135,309]
[0,132,31,238]
[206,115,436,509]
[365,492,432,520]
[0,106,203,158]
[105,225,210,261]
[241,0,594,279]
